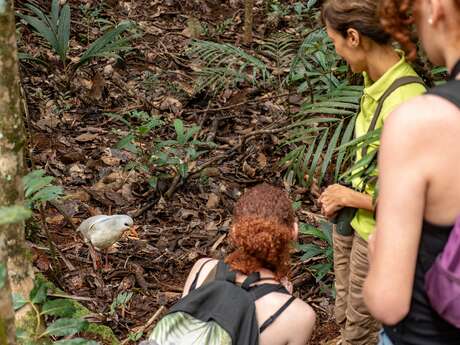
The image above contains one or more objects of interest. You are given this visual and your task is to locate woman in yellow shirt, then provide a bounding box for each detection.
[318,1,426,344]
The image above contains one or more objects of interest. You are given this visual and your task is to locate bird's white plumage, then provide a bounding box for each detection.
[77,215,133,250]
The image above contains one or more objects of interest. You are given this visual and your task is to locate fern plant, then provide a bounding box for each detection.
[0,170,63,225]
[279,82,363,187]
[189,40,271,93]
[259,33,298,88]
[151,119,215,181]
[288,29,345,98]
[17,0,70,64]
[23,169,64,209]
[77,20,137,67]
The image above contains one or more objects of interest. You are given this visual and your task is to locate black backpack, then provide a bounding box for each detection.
[144,260,295,345]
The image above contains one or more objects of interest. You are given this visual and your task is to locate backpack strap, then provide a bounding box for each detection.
[189,258,215,291]
[427,80,460,109]
[259,296,296,334]
[362,76,425,156]
[241,272,262,290]
[250,283,290,300]
[215,260,237,283]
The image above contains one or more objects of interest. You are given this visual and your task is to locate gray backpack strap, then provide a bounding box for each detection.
[362,76,425,156]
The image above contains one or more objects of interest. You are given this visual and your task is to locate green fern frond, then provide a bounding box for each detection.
[188,40,271,92]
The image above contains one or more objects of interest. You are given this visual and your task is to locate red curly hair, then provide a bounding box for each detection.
[380,0,460,60]
[225,184,295,280]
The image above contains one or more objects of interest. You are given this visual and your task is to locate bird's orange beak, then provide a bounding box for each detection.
[126,225,139,239]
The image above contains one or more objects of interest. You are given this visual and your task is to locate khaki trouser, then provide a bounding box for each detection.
[333,230,380,345]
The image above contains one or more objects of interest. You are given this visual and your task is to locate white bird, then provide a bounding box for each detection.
[77,215,134,269]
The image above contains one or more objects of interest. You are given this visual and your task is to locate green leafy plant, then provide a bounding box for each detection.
[13,280,98,344]
[297,221,333,282]
[77,20,136,67]
[113,110,164,156]
[17,0,70,64]
[110,291,133,315]
[18,1,137,70]
[189,40,271,93]
[279,83,363,187]
[23,169,64,209]
[288,28,344,97]
[151,119,215,181]
[0,170,63,226]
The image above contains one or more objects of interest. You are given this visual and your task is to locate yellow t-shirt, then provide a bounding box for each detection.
[350,54,426,241]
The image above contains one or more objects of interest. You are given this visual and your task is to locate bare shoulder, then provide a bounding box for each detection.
[385,94,459,131]
[285,298,316,325]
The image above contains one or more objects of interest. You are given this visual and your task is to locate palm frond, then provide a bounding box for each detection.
[78,21,136,67]
[18,0,70,63]
[188,40,271,93]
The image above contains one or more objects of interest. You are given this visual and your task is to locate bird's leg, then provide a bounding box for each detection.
[88,243,101,270]
[103,250,111,271]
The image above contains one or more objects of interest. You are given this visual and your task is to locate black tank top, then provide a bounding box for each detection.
[384,63,460,344]
[384,221,460,345]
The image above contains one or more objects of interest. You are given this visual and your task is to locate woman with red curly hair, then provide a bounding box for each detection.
[364,1,460,344]
[178,184,315,345]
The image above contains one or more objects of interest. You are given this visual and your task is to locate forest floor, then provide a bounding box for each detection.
[18,0,339,343]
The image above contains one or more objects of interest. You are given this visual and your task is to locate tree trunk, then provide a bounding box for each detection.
[0,1,34,343]
[243,0,254,45]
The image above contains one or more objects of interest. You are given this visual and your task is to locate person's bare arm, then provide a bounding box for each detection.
[364,99,430,325]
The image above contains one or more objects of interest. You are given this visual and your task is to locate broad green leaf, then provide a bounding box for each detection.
[44,318,88,337]
[319,220,333,245]
[311,262,333,282]
[57,3,71,62]
[299,223,327,241]
[30,281,49,304]
[0,206,32,225]
[41,299,76,317]
[12,293,28,311]
[298,244,324,261]
[174,119,185,144]
[51,0,60,28]
[18,14,58,53]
